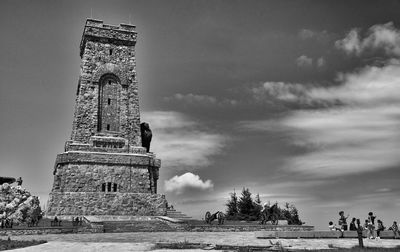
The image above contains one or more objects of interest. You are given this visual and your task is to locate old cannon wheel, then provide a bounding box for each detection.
[205,211,211,224]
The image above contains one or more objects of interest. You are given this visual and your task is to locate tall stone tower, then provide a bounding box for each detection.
[46,19,166,217]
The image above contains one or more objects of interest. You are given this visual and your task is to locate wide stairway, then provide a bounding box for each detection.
[166,208,192,221]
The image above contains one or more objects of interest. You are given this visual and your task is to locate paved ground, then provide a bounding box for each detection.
[2,232,400,251]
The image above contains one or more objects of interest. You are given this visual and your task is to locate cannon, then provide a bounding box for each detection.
[205,211,225,225]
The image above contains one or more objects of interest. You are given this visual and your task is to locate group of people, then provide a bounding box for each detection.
[0,219,13,229]
[72,216,83,226]
[51,216,62,226]
[329,211,400,239]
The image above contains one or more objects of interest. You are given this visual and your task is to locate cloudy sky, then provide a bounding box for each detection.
[1,0,400,229]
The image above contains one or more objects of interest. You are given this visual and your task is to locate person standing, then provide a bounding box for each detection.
[349,217,357,231]
[356,219,364,248]
[339,211,349,231]
[367,212,376,239]
[368,212,376,225]
[389,221,400,239]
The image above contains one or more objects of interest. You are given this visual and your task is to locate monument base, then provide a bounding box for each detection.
[46,192,167,216]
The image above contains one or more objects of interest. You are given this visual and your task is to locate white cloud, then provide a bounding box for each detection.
[251,82,308,103]
[375,188,391,193]
[281,105,400,177]
[335,29,361,55]
[141,111,227,169]
[164,172,214,194]
[296,55,313,67]
[164,93,217,105]
[316,57,326,68]
[247,81,334,108]
[308,61,400,106]
[299,29,316,40]
[240,61,400,178]
[164,93,238,107]
[298,29,332,43]
[336,22,400,56]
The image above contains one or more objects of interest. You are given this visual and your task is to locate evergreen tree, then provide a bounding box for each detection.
[238,187,254,216]
[251,193,262,218]
[288,203,302,225]
[225,189,238,216]
[254,193,261,204]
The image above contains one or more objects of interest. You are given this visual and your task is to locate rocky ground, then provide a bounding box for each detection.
[2,232,400,251]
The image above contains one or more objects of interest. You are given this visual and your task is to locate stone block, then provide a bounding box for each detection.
[380,231,395,238]
[342,231,358,238]
[313,231,341,238]
[255,231,277,238]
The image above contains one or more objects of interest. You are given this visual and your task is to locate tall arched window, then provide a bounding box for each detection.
[97,74,121,132]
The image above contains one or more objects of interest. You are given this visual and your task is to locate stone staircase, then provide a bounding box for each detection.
[166,209,192,221]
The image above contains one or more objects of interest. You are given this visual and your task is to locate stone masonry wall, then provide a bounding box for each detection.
[71,19,140,146]
[47,192,167,216]
[52,163,152,193]
[52,151,160,194]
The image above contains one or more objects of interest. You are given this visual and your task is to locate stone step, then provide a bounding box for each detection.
[167,214,192,217]
[166,213,190,216]
[166,214,192,220]
[165,208,192,221]
[103,220,177,233]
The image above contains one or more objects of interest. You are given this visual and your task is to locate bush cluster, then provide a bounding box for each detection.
[225,187,302,225]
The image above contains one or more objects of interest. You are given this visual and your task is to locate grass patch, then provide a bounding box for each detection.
[0,238,47,251]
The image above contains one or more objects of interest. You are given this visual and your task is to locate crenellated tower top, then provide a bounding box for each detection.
[80,19,137,57]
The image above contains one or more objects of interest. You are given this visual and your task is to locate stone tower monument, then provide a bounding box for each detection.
[46,19,167,217]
